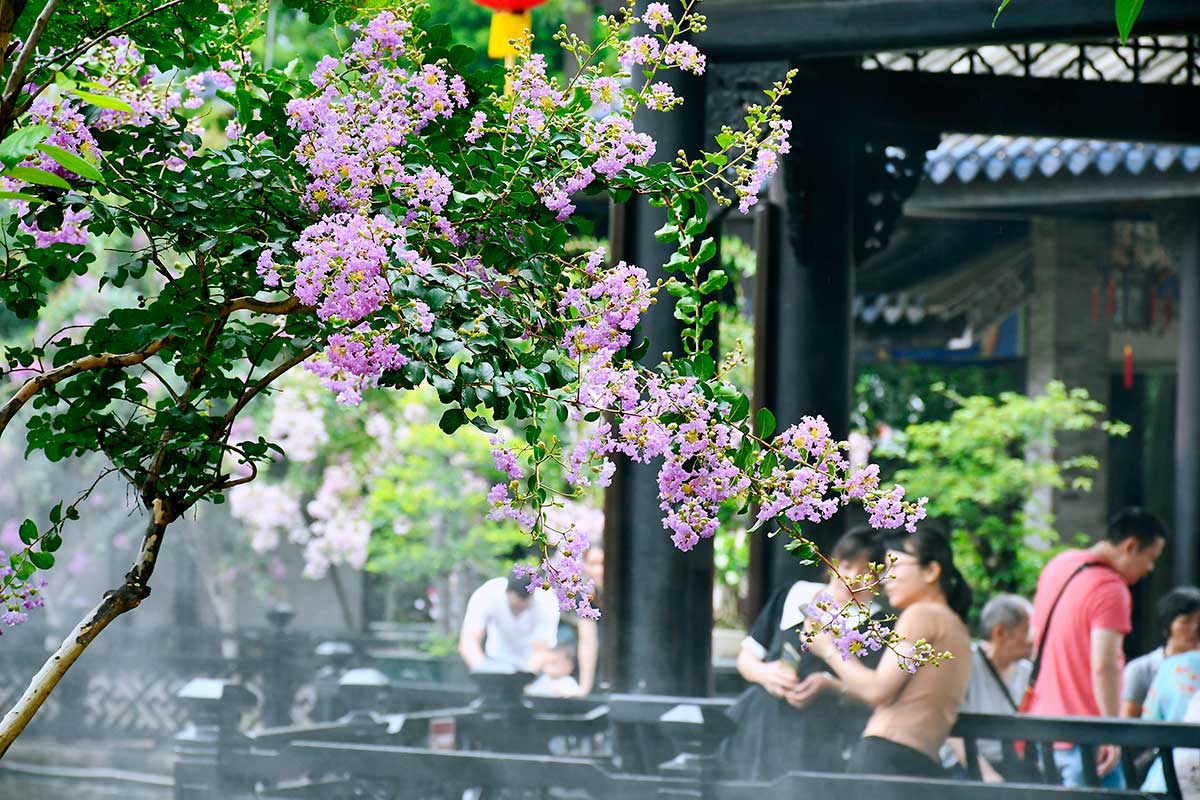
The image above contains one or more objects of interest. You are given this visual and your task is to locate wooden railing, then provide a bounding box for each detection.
[172,681,1198,799]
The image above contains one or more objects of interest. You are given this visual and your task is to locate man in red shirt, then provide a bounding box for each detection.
[1028,507,1167,788]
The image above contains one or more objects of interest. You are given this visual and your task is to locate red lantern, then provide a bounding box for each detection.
[472,0,550,10]
[470,0,551,59]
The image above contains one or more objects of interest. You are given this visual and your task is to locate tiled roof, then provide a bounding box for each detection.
[925,135,1200,186]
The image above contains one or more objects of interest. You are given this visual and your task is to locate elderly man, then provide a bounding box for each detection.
[943,594,1035,782]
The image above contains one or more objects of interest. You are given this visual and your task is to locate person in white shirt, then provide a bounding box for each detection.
[458,575,560,672]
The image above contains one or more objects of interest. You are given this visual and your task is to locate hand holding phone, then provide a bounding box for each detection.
[781,642,802,676]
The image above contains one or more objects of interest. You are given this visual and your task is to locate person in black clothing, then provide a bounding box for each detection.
[720,527,886,780]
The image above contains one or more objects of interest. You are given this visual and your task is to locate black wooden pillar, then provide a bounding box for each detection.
[1174,203,1200,587]
[747,101,857,617]
[602,54,712,696]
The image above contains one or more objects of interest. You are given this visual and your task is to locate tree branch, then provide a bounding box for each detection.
[0,337,174,442]
[0,0,55,137]
[221,345,317,431]
[219,295,312,316]
[0,0,29,96]
[0,497,174,756]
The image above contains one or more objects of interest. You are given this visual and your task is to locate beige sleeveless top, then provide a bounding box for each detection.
[863,601,972,758]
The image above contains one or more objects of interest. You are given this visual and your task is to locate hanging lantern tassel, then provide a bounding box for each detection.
[487,10,531,59]
[1123,344,1134,390]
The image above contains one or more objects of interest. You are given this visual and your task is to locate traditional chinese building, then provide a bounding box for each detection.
[603,1,1200,694]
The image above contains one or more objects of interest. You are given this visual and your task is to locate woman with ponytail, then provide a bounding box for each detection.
[809,526,972,778]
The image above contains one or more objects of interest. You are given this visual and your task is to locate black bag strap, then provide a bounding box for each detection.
[977,644,1021,712]
[1027,560,1114,692]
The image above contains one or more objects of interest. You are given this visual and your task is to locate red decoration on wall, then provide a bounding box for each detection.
[1123,344,1134,390]
[471,0,550,10]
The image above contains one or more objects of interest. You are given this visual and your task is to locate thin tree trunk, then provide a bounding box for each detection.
[0,499,172,756]
[328,565,357,631]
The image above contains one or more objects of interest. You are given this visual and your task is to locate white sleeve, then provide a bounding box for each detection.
[740,636,767,660]
[462,580,496,632]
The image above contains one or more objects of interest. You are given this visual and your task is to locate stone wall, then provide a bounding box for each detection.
[1027,217,1113,543]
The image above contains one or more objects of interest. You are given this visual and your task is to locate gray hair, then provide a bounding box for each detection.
[980,594,1033,636]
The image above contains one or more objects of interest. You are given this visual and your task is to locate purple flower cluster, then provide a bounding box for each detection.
[534,114,656,221]
[865,485,928,533]
[588,77,622,114]
[3,36,242,248]
[293,212,404,323]
[514,523,599,620]
[509,54,567,133]
[641,3,674,31]
[753,416,921,531]
[286,10,467,214]
[489,438,523,481]
[560,260,655,360]
[618,36,661,71]
[805,590,885,661]
[663,41,706,75]
[736,118,792,214]
[0,549,47,635]
[307,326,409,406]
[486,482,536,530]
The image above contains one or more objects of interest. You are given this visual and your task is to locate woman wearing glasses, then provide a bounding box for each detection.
[808,526,972,778]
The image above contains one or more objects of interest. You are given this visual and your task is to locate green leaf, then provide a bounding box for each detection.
[1115,0,1145,43]
[628,337,650,362]
[70,89,135,113]
[665,278,690,298]
[654,221,678,243]
[438,408,466,435]
[695,237,717,265]
[730,395,750,422]
[692,353,715,381]
[2,166,70,190]
[36,144,104,183]
[0,190,46,204]
[991,0,1013,26]
[698,270,728,295]
[0,125,51,169]
[42,532,62,553]
[757,407,776,439]
[28,551,54,570]
[15,558,34,581]
[18,519,37,546]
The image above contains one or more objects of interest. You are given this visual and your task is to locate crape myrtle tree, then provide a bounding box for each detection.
[0,0,936,751]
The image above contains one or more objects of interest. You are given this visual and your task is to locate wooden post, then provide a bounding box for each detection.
[174,679,254,800]
[1173,203,1200,586]
[602,44,712,696]
[748,109,856,617]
